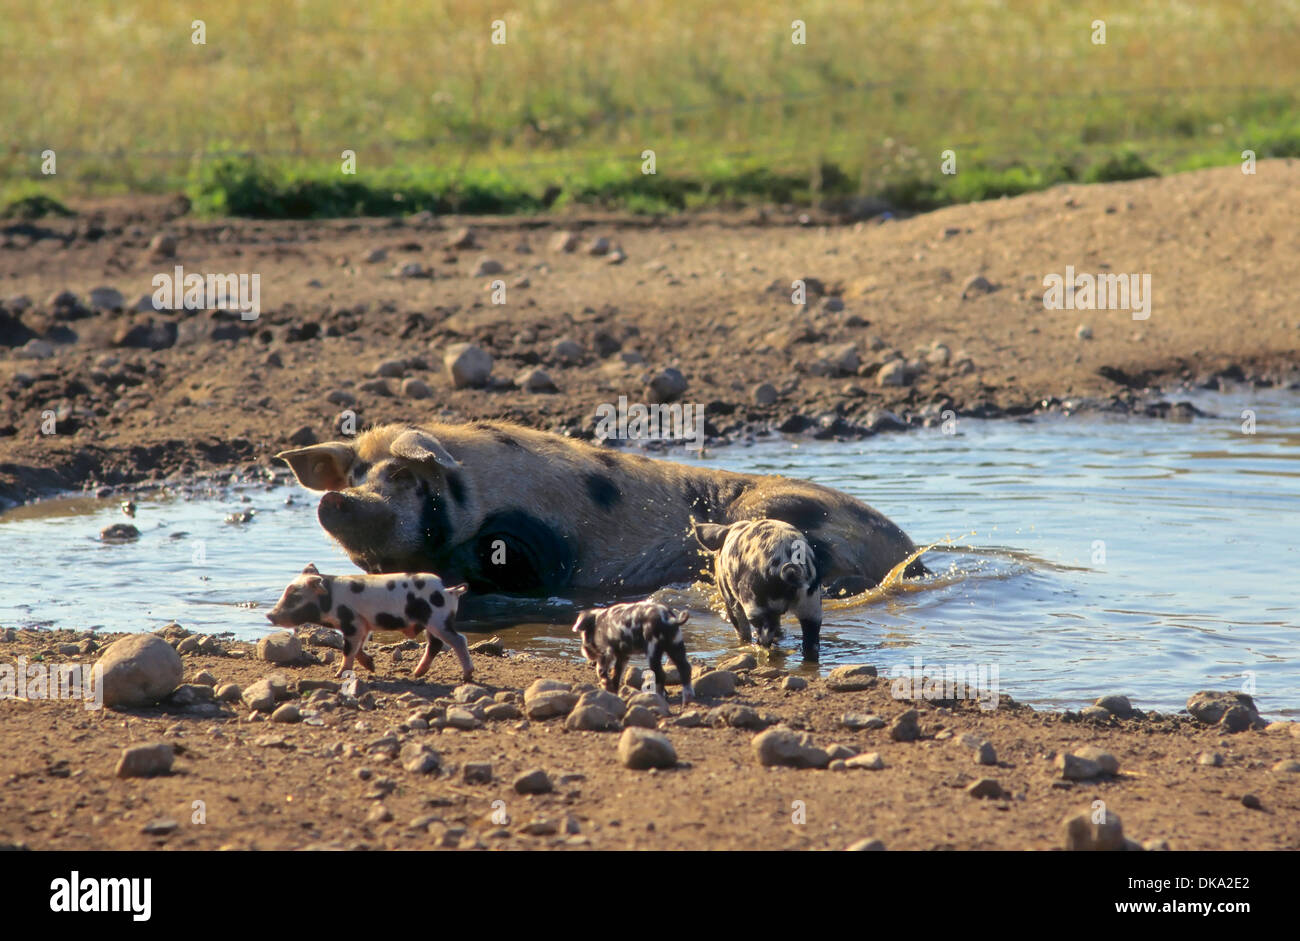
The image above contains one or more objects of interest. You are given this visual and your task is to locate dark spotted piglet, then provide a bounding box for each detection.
[571,601,694,703]
[692,518,823,660]
[267,563,473,680]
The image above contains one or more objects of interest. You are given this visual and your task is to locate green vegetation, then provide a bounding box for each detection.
[3,1,1297,217]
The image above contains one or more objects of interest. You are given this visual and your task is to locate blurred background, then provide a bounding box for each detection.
[3,0,1298,216]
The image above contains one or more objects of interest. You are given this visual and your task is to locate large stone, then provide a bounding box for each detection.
[576,689,626,717]
[646,368,688,404]
[513,768,553,794]
[618,728,677,770]
[525,690,578,720]
[1186,691,1263,732]
[96,634,183,707]
[1094,694,1134,719]
[400,742,440,774]
[1056,752,1103,780]
[888,709,921,742]
[752,729,830,769]
[1073,746,1119,776]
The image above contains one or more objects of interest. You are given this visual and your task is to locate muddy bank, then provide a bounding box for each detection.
[0,626,1297,851]
[2,163,1299,505]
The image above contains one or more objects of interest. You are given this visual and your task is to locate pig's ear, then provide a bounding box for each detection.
[571,611,596,635]
[446,583,468,597]
[302,562,320,575]
[277,443,356,491]
[390,429,460,470]
[305,576,327,596]
[692,521,731,551]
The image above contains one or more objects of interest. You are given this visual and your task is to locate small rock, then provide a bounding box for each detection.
[88,286,126,311]
[1056,752,1103,780]
[753,382,779,405]
[1076,324,1093,340]
[515,367,558,394]
[692,670,737,699]
[565,704,621,731]
[453,683,492,703]
[444,343,493,389]
[1241,793,1263,809]
[1186,690,1264,732]
[367,804,393,824]
[99,523,140,543]
[1272,759,1300,774]
[473,257,504,276]
[622,705,658,729]
[646,367,689,404]
[525,689,578,720]
[400,742,440,774]
[718,653,757,672]
[257,630,303,665]
[618,728,677,770]
[514,768,554,794]
[115,743,174,778]
[270,703,301,723]
[576,689,626,717]
[966,778,1005,799]
[826,664,878,692]
[1063,809,1125,850]
[752,729,830,769]
[876,360,907,387]
[845,752,884,771]
[549,230,580,253]
[846,838,885,851]
[463,761,493,784]
[625,691,671,716]
[215,683,242,703]
[400,377,431,400]
[446,227,477,250]
[961,274,997,299]
[1095,694,1134,718]
[841,713,885,731]
[586,236,611,256]
[484,702,523,721]
[1198,751,1224,767]
[550,338,584,365]
[1074,746,1119,775]
[888,710,921,742]
[781,676,808,692]
[445,707,484,730]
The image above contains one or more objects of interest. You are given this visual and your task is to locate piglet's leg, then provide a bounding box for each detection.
[338,624,369,677]
[411,628,445,679]
[425,621,474,682]
[665,640,694,704]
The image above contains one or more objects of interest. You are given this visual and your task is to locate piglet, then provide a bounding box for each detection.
[267,563,473,681]
[571,600,694,703]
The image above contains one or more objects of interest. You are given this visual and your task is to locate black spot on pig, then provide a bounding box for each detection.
[385,580,396,591]
[348,580,365,593]
[375,612,405,631]
[446,469,466,505]
[761,495,829,533]
[431,590,444,607]
[405,592,432,624]
[585,472,622,509]
[336,605,357,636]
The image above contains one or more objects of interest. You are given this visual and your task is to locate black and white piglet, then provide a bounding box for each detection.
[267,563,473,681]
[571,600,694,703]
[692,518,823,660]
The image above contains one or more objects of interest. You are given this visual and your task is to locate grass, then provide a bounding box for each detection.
[2,0,1298,217]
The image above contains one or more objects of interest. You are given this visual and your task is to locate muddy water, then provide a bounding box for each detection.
[2,389,1298,715]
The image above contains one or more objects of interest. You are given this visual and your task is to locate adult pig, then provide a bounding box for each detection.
[277,420,926,599]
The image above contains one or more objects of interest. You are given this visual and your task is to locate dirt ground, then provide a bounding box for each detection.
[1,626,1297,852]
[2,161,1298,504]
[2,164,1299,851]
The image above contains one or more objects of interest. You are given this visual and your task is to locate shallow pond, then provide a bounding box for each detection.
[3,388,1297,716]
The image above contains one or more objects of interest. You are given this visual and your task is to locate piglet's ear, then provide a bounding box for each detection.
[391,430,460,469]
[446,583,469,596]
[571,611,595,634]
[306,576,328,596]
[692,521,730,552]
[302,562,320,575]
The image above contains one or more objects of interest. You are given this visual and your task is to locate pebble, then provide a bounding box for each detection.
[1063,809,1125,850]
[1056,752,1103,780]
[1094,694,1134,718]
[453,683,492,703]
[141,818,178,836]
[753,382,779,405]
[1272,759,1300,774]
[876,360,907,387]
[586,236,611,256]
[888,710,921,742]
[825,743,857,761]
[841,713,885,731]
[551,338,584,365]
[846,838,886,851]
[400,742,440,774]
[362,247,388,264]
[618,728,678,770]
[966,778,1005,799]
[473,257,504,276]
[565,704,621,731]
[115,743,174,778]
[549,230,580,253]
[1080,705,1112,721]
[717,653,757,672]
[1241,793,1262,810]
[1073,746,1119,775]
[845,752,884,771]
[514,768,554,794]
[88,286,125,311]
[446,227,477,250]
[752,729,830,769]
[524,689,578,720]
[241,678,279,713]
[577,689,627,717]
[445,707,483,730]
[1076,324,1093,340]
[1198,751,1224,767]
[400,377,431,400]
[463,762,493,784]
[961,274,997,299]
[366,804,393,824]
[646,367,689,404]
[622,705,658,729]
[484,702,523,721]
[215,683,242,703]
[515,367,558,393]
[781,676,808,692]
[444,343,493,389]
[826,664,878,692]
[96,633,182,707]
[625,691,671,716]
[707,704,768,730]
[270,703,301,723]
[147,233,178,258]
